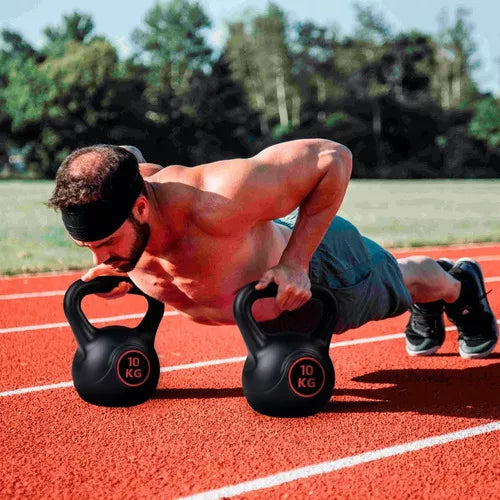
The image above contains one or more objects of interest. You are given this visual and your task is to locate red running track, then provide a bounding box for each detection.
[1,244,499,499]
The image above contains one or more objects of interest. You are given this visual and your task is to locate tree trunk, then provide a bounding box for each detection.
[276,68,289,126]
[255,92,269,135]
[372,98,382,166]
[292,93,300,126]
[316,78,326,103]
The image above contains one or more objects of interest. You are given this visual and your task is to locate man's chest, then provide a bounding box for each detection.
[130,232,256,306]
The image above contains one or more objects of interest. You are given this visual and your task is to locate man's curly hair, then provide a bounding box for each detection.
[47,145,143,209]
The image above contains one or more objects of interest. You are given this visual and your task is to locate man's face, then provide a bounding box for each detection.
[74,215,150,272]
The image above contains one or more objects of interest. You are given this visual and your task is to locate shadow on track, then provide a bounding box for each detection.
[325,360,499,419]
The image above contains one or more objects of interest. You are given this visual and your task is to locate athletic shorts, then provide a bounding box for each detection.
[259,216,412,335]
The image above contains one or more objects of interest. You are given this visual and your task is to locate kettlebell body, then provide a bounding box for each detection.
[64,276,164,407]
[234,282,337,417]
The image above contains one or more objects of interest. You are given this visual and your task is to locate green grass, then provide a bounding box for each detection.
[1,179,500,275]
[0,180,92,274]
[338,180,500,248]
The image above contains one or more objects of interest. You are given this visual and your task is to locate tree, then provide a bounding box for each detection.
[225,20,273,135]
[225,3,296,135]
[0,29,40,61]
[469,97,500,149]
[352,2,393,43]
[184,56,259,163]
[0,29,40,171]
[42,11,96,57]
[290,21,339,124]
[378,31,436,103]
[436,7,480,108]
[132,0,212,95]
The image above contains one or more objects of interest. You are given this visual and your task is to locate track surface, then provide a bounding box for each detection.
[1,244,499,499]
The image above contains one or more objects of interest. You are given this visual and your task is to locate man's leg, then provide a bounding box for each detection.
[398,256,456,356]
[398,256,459,304]
[398,256,498,358]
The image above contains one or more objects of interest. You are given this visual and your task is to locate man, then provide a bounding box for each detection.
[48,141,498,359]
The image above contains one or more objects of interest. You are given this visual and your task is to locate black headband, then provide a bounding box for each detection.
[61,172,143,242]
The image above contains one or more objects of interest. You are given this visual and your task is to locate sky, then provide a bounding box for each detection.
[1,0,499,95]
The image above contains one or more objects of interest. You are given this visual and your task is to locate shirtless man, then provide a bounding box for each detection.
[48,140,498,358]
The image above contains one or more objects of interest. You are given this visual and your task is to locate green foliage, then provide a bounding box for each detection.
[0,29,39,60]
[132,0,212,93]
[469,97,500,149]
[43,11,96,57]
[3,57,55,128]
[272,122,294,140]
[353,2,393,43]
[0,3,496,180]
[325,112,347,128]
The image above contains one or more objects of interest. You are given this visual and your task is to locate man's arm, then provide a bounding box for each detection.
[212,139,351,265]
[256,139,352,271]
[256,140,352,310]
[205,138,352,311]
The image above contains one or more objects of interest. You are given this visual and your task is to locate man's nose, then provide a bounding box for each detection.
[92,248,110,265]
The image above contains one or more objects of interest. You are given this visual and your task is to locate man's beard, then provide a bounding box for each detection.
[110,216,150,272]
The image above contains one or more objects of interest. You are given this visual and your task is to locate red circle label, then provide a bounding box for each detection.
[288,357,325,398]
[116,350,151,387]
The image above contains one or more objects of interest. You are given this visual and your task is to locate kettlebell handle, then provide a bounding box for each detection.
[233,281,337,355]
[64,276,165,348]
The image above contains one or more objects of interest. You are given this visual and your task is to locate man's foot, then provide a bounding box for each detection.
[445,258,498,359]
[405,258,454,356]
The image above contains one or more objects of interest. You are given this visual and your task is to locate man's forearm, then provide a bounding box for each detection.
[279,144,352,270]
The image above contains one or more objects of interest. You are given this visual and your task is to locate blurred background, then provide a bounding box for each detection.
[1,1,500,273]
[1,0,499,179]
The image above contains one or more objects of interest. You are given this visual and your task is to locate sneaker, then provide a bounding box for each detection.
[445,258,498,359]
[405,258,454,356]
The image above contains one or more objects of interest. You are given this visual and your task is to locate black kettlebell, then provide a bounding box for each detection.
[234,282,337,418]
[63,276,164,407]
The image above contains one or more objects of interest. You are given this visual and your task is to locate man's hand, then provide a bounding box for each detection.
[255,264,312,311]
[81,264,132,299]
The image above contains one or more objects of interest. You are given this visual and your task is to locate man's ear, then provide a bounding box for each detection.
[133,195,149,221]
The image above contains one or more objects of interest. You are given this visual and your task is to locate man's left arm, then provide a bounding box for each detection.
[208,138,352,311]
[255,139,352,310]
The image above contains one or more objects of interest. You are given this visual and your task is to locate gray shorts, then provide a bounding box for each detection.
[260,216,412,335]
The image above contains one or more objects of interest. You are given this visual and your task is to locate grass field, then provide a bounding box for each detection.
[1,179,500,275]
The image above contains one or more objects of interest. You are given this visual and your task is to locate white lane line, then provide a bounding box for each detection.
[0,270,80,280]
[0,311,180,334]
[1,381,74,397]
[475,256,500,262]
[0,290,66,300]
[485,276,500,283]
[177,422,500,500]
[1,276,499,332]
[2,257,500,301]
[2,318,499,394]
[162,357,247,373]
[0,331,412,398]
